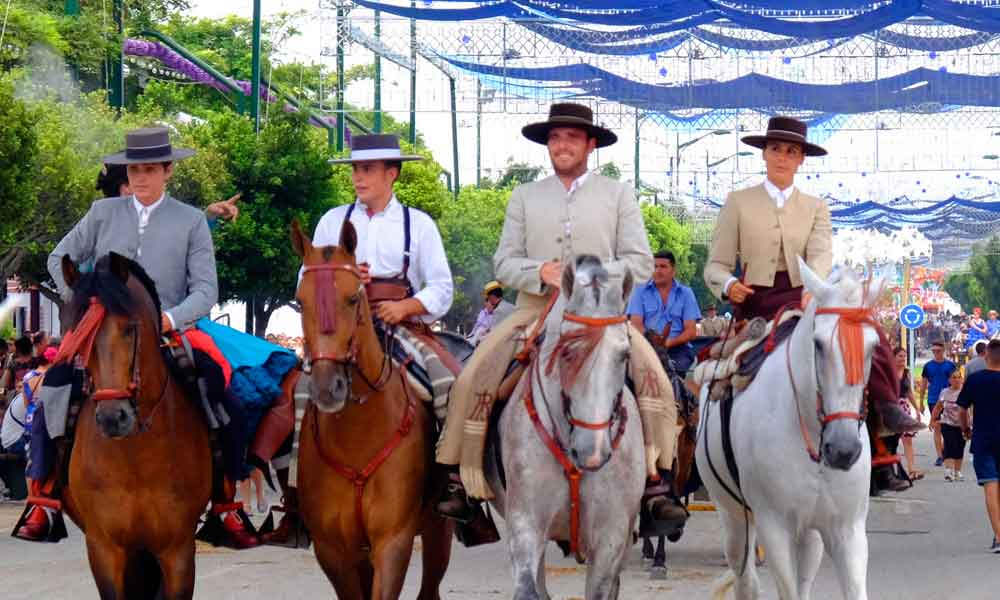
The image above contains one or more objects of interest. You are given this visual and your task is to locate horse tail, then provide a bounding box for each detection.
[124,550,162,599]
[710,569,736,600]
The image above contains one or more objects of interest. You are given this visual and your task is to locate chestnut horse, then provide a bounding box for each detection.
[59,253,211,599]
[291,220,453,599]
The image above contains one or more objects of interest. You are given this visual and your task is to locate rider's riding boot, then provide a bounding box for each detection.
[435,466,475,523]
[643,472,689,523]
[12,480,67,543]
[873,464,910,493]
[260,486,308,547]
[212,502,260,549]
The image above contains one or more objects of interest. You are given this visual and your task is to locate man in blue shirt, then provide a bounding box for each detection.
[957,339,1000,553]
[627,251,701,377]
[920,340,957,466]
[987,310,1000,339]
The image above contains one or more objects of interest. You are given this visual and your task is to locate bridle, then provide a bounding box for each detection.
[788,305,876,463]
[523,310,630,562]
[68,297,169,434]
[300,262,392,392]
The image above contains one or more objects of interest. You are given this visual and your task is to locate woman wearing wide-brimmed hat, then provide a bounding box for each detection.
[702,115,922,490]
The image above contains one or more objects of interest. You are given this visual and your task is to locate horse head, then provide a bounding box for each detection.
[292,219,371,413]
[546,255,633,471]
[61,252,164,439]
[797,257,885,471]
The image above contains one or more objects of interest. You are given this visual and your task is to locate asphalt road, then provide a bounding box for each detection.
[1,427,998,599]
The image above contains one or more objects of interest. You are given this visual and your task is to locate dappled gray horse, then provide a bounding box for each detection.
[486,255,645,600]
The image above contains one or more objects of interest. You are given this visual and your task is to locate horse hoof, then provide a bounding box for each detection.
[649,566,668,580]
[667,530,683,543]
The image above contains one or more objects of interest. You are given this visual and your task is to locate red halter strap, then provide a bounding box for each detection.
[523,311,630,562]
[789,305,874,463]
[301,262,364,364]
[309,359,416,552]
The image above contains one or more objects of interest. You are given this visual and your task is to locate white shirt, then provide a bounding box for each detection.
[723,178,796,295]
[307,196,454,322]
[566,171,590,196]
[132,194,174,328]
[762,178,795,209]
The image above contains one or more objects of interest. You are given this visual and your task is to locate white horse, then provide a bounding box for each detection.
[697,258,884,600]
[485,255,645,600]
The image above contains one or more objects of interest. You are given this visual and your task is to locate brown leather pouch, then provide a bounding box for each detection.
[366,278,411,303]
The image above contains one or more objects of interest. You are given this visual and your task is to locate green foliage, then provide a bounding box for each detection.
[0,79,40,254]
[598,162,621,180]
[945,237,1000,312]
[438,187,511,328]
[192,111,335,335]
[641,203,693,282]
[495,159,543,189]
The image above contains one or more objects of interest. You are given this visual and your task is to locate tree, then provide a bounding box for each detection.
[496,159,543,189]
[195,110,335,336]
[0,79,40,263]
[641,203,693,281]
[598,162,621,180]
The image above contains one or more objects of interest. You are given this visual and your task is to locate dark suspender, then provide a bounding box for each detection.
[341,201,411,280]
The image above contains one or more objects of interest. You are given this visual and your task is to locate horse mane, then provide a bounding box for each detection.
[66,255,162,329]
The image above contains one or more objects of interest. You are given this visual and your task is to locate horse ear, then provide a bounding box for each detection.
[290,219,310,258]
[339,220,358,256]
[561,257,576,300]
[864,274,887,308]
[798,257,832,305]
[61,255,80,289]
[621,267,634,304]
[108,252,130,284]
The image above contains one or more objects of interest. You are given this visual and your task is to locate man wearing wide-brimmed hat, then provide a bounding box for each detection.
[14,127,260,548]
[702,116,921,488]
[435,102,688,531]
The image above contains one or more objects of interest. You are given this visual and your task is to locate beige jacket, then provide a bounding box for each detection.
[494,174,653,306]
[704,183,832,300]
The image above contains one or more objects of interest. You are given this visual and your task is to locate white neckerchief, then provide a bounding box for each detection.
[763,178,795,209]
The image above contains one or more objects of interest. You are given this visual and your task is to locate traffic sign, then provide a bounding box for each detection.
[900,303,925,330]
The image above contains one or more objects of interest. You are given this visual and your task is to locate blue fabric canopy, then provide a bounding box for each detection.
[354,1,1000,35]
[444,58,1000,113]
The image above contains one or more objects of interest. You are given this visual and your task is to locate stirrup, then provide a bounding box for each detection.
[435,476,475,524]
[453,501,501,548]
[638,499,687,540]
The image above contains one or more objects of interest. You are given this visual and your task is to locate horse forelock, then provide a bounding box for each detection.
[814,268,878,387]
[67,256,161,330]
[305,245,357,336]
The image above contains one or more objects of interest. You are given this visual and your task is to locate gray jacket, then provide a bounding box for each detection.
[48,195,218,331]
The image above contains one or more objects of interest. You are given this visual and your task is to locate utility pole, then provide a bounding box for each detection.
[476,80,482,186]
[336,2,346,151]
[373,10,382,133]
[250,0,262,133]
[109,0,124,109]
[634,107,641,191]
[408,1,417,145]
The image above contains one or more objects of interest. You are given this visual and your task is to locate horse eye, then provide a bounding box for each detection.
[347,294,360,306]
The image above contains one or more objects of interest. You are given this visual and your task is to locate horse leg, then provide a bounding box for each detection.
[795,530,824,600]
[507,513,547,600]
[584,530,630,600]
[717,508,760,600]
[641,536,654,561]
[84,537,128,600]
[650,535,667,580]
[370,531,417,600]
[157,541,197,600]
[314,541,366,600]
[822,521,869,600]
[535,551,551,600]
[753,513,800,600]
[416,512,454,600]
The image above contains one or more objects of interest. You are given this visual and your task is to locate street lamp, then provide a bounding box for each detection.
[673,129,730,198]
[705,151,753,199]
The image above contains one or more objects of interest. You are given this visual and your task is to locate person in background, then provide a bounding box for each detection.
[29,332,48,364]
[919,340,957,467]
[968,308,988,351]
[627,250,701,377]
[967,341,988,378]
[467,281,515,347]
[0,341,9,399]
[238,468,267,517]
[894,346,923,481]
[699,303,727,338]
[988,310,1000,340]
[3,337,34,396]
[932,370,968,482]
[957,339,1000,553]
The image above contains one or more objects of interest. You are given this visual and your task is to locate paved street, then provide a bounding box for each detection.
[1,431,997,598]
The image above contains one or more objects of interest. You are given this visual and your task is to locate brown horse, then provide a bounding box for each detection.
[291,220,453,600]
[60,253,211,599]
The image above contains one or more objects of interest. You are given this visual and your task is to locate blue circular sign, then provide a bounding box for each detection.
[900,304,925,330]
